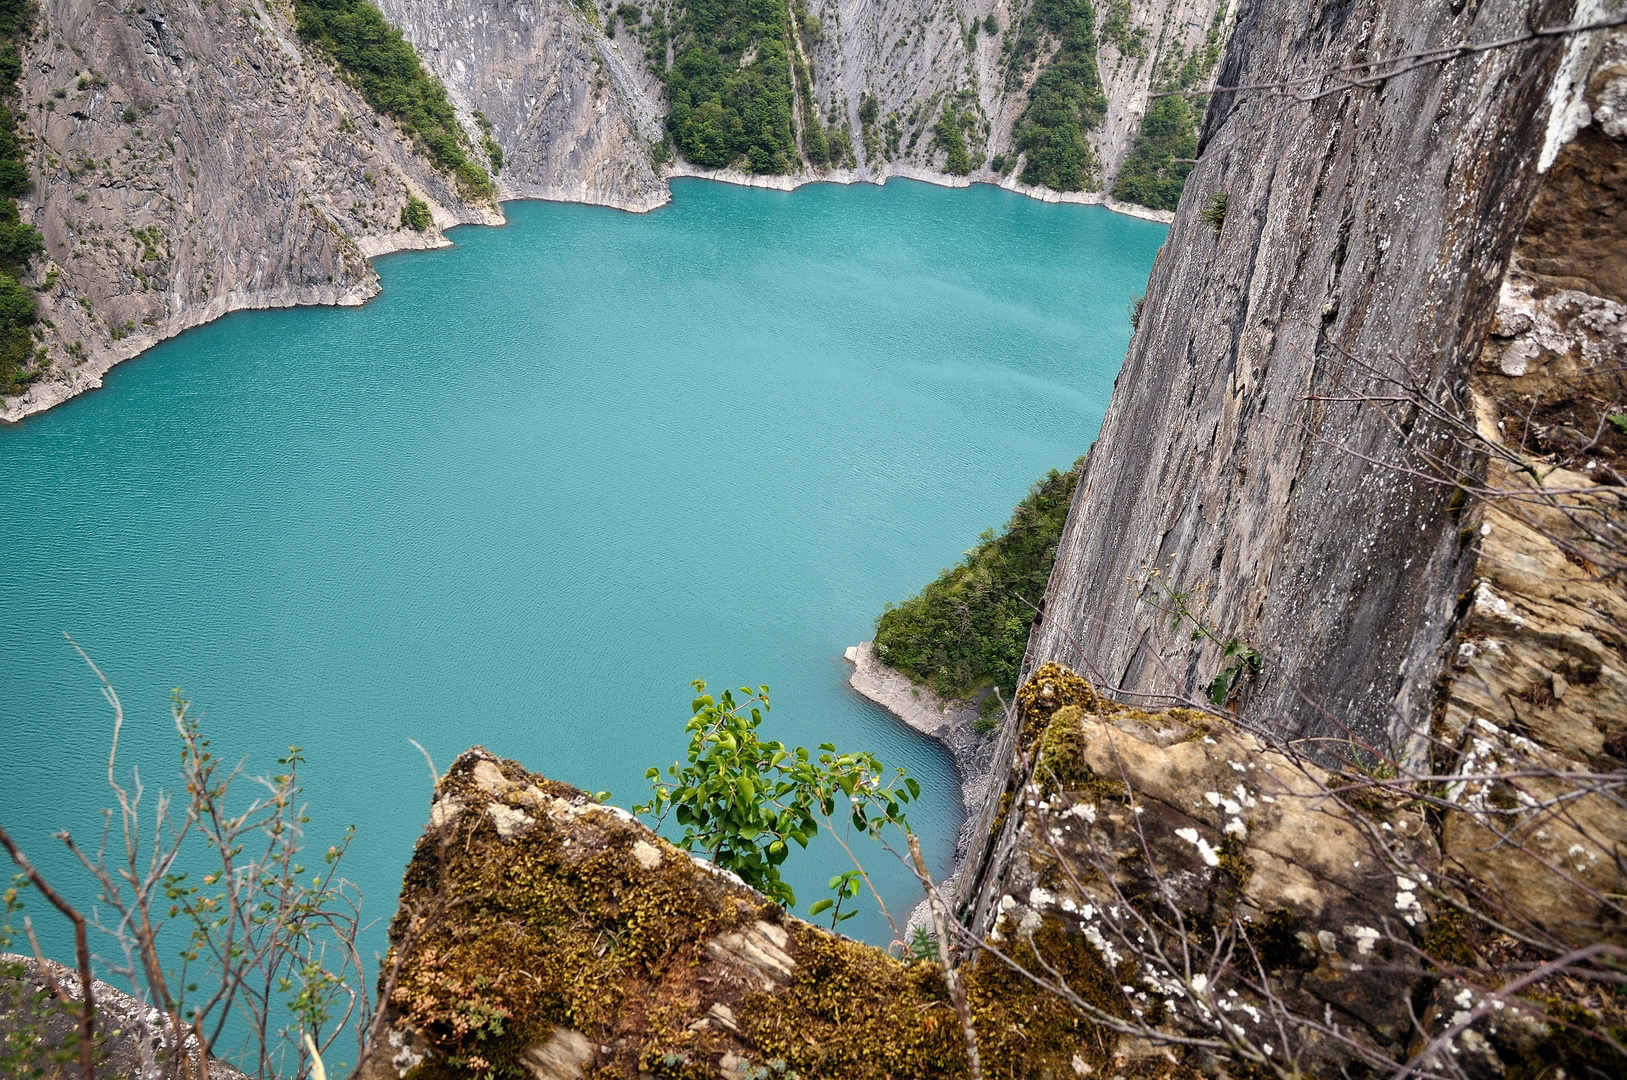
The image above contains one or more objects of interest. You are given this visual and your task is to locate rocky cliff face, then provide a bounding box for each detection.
[1023,0,1598,752]
[2,0,503,422]
[375,0,667,210]
[801,0,1229,198]
[2,0,1232,420]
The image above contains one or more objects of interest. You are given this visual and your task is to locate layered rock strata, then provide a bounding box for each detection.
[375,0,667,210]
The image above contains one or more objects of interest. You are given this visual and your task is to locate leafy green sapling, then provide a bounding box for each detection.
[635,681,919,908]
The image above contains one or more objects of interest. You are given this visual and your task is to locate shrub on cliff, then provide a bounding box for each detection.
[1011,0,1107,191]
[293,0,495,199]
[664,0,797,173]
[1110,95,1196,211]
[874,464,1079,700]
[0,1,39,397]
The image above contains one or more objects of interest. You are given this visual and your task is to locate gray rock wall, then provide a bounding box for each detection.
[1023,0,1588,752]
[3,0,502,421]
[802,0,1230,186]
[376,0,667,210]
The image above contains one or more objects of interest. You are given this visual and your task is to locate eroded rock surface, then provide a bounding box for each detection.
[1025,0,1598,751]
[2,0,1236,420]
[3,0,502,422]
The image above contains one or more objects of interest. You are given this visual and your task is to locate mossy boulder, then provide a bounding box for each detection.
[356,748,1119,1080]
[966,663,1445,1074]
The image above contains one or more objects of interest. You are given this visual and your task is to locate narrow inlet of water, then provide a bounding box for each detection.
[0,178,1165,962]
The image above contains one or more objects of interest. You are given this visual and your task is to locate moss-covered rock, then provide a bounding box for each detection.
[357,748,1118,1080]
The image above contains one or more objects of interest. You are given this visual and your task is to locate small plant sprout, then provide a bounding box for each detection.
[808,869,863,927]
[1136,565,1261,706]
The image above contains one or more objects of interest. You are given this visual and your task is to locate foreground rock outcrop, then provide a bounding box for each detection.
[363,641,1627,1080]
[354,747,1112,1080]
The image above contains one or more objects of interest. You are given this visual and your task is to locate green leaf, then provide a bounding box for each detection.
[808,899,834,915]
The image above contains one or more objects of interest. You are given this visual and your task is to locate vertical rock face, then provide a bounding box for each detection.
[802,0,1230,195]
[4,0,501,421]
[1025,0,1588,751]
[375,0,667,210]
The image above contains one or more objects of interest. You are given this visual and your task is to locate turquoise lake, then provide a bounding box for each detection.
[0,178,1164,962]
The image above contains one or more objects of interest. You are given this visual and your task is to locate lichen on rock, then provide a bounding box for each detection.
[358,747,1127,1080]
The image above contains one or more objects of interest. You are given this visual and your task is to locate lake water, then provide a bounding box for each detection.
[0,178,1163,965]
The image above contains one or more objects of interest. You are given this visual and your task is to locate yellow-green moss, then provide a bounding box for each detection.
[390,754,761,1079]
[737,924,964,1077]
[1493,997,1627,1080]
[1014,662,1102,754]
[1422,909,1478,969]
[386,751,1134,1080]
[1035,704,1127,802]
[991,663,1210,843]
[965,916,1131,1073]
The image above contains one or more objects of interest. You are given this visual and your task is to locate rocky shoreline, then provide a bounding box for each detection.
[841,642,999,930]
[663,162,1178,223]
[0,172,1166,425]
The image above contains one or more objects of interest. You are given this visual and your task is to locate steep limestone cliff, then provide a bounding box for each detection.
[375,0,667,210]
[2,0,503,422]
[1023,0,1595,751]
[799,0,1230,203]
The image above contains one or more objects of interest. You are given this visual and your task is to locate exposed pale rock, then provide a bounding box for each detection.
[3,0,501,423]
[488,801,537,840]
[520,1026,594,1080]
[631,838,662,869]
[703,920,796,991]
[1022,0,1588,753]
[0,954,250,1080]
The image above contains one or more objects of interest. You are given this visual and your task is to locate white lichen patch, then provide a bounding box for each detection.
[1346,925,1380,955]
[631,839,662,870]
[1175,827,1221,867]
[487,802,536,841]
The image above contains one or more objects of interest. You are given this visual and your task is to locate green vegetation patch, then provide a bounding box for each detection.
[932,102,981,176]
[0,0,43,396]
[1011,0,1107,191]
[874,465,1078,700]
[400,194,432,231]
[1110,95,1195,211]
[1110,6,1229,211]
[292,0,494,199]
[665,0,797,173]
